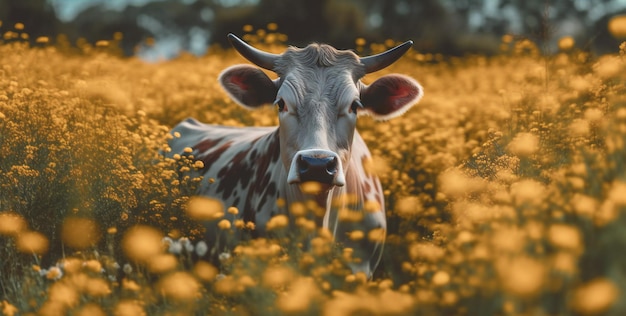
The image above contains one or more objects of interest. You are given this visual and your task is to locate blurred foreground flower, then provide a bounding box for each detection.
[1,300,18,316]
[558,36,575,51]
[0,212,26,236]
[507,132,539,157]
[16,231,49,254]
[157,271,201,302]
[114,300,146,316]
[61,217,100,249]
[497,257,546,298]
[439,168,486,197]
[276,277,321,314]
[186,196,224,220]
[122,225,164,263]
[572,278,619,315]
[608,15,626,39]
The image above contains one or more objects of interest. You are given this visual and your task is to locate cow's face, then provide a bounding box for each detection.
[219,34,423,189]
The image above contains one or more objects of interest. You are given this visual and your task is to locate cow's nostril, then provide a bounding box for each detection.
[298,155,310,173]
[326,157,338,174]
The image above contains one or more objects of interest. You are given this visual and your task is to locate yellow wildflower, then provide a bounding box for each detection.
[218,219,231,230]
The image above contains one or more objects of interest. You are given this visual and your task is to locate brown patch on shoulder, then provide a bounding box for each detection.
[216,148,254,197]
[253,132,281,194]
[195,137,224,153]
[195,141,233,171]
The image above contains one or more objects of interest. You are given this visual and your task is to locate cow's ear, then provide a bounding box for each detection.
[219,65,278,109]
[360,74,423,120]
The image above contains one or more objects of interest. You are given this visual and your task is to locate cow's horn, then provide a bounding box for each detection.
[360,40,413,73]
[227,33,279,71]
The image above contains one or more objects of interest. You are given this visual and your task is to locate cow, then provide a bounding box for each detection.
[166,33,423,277]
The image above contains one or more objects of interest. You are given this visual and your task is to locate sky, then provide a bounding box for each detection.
[45,0,626,60]
[48,0,253,21]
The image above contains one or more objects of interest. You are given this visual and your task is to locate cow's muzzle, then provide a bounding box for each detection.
[287,149,345,186]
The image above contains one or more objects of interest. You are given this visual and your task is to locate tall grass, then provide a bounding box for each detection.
[1,23,626,315]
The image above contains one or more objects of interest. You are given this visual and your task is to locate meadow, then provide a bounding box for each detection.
[1,22,626,315]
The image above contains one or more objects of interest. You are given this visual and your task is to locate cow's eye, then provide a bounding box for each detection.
[350,99,363,114]
[275,98,286,112]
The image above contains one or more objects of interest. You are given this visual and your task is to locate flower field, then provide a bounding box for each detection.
[1,23,626,315]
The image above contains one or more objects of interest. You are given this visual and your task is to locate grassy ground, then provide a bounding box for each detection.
[1,26,626,315]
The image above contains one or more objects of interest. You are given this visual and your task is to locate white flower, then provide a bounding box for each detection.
[195,241,208,257]
[163,237,182,254]
[180,237,194,253]
[218,252,231,261]
[123,263,133,275]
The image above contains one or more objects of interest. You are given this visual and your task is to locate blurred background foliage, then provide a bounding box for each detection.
[2,0,626,60]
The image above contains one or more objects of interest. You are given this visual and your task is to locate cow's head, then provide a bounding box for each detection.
[219,34,422,189]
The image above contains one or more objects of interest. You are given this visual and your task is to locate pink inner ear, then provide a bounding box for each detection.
[389,85,413,102]
[230,75,249,90]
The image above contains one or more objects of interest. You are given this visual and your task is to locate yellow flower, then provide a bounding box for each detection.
[367,228,386,243]
[300,181,322,194]
[186,196,224,221]
[608,15,626,38]
[114,300,146,316]
[266,214,289,231]
[497,257,545,298]
[432,270,450,286]
[558,36,575,51]
[193,261,218,282]
[85,278,112,297]
[147,254,178,274]
[276,277,320,313]
[262,266,293,288]
[1,300,18,316]
[572,278,619,314]
[245,221,256,230]
[157,272,200,302]
[218,219,231,230]
[234,219,245,229]
[74,303,106,316]
[227,206,239,215]
[16,231,49,255]
[0,212,26,236]
[364,200,381,213]
[507,132,539,157]
[122,278,140,291]
[548,224,583,252]
[348,230,364,241]
[121,225,164,263]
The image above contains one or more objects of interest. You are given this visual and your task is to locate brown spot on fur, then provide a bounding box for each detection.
[253,132,280,194]
[195,141,233,170]
[195,138,224,153]
[216,148,254,197]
